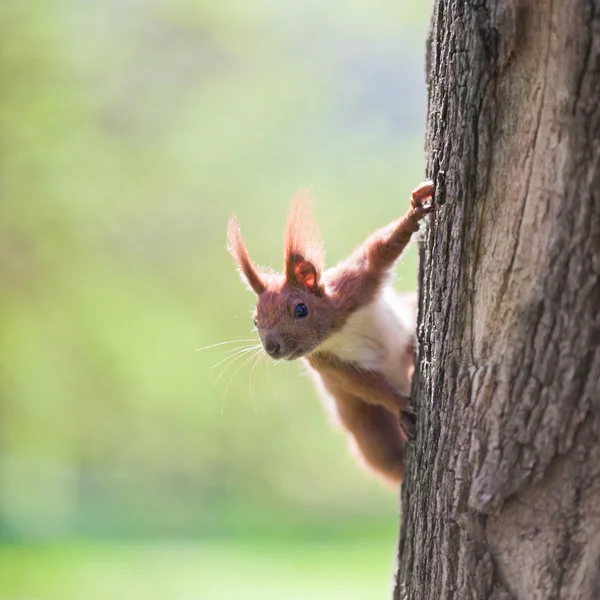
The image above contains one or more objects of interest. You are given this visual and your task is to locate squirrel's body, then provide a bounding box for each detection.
[306,288,417,482]
[227,182,434,483]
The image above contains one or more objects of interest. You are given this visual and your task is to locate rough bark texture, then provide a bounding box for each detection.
[395,1,600,599]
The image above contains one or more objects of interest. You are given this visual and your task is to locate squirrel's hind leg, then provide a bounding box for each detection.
[334,393,406,484]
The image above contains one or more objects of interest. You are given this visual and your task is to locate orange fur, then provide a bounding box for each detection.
[227,215,266,295]
[284,191,325,294]
[227,182,434,483]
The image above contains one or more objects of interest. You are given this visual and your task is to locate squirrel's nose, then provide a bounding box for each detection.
[264,338,282,358]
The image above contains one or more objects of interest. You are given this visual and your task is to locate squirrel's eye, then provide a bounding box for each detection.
[253,318,258,328]
[294,303,309,319]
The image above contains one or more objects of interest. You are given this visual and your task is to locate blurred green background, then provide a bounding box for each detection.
[0,1,429,598]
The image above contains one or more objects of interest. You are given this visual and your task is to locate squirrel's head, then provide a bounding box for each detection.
[227,193,335,360]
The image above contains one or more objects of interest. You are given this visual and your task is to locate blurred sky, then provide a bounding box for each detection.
[0,0,430,544]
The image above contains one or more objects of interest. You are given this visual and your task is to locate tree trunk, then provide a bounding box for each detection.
[395,1,600,599]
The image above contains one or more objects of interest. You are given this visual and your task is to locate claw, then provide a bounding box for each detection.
[400,411,416,441]
[411,180,435,209]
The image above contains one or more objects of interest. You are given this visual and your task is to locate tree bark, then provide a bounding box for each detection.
[395,1,600,599]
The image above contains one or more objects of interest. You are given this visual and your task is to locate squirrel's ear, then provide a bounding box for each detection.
[284,191,324,294]
[227,215,266,295]
[287,255,320,294]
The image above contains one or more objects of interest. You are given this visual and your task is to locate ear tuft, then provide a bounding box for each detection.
[284,191,325,293]
[227,215,266,295]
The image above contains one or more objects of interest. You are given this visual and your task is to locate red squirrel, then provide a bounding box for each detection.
[227,181,434,483]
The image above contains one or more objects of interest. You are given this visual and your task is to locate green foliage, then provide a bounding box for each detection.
[0,0,429,546]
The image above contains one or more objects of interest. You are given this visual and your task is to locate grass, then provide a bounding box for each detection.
[0,537,398,600]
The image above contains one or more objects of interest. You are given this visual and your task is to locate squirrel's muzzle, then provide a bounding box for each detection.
[263,337,283,358]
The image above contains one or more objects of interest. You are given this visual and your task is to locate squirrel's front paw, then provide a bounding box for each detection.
[410,180,435,217]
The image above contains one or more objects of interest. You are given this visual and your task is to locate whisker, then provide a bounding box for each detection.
[211,344,260,369]
[213,345,261,380]
[248,351,266,415]
[212,353,257,388]
[221,347,264,414]
[224,343,258,355]
[210,351,250,373]
[195,339,257,352]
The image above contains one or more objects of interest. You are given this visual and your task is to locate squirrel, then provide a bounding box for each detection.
[227,181,434,483]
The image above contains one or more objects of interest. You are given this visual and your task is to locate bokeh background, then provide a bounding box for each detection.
[0,1,430,598]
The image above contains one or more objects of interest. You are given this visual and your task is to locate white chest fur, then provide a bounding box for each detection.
[317,286,415,395]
